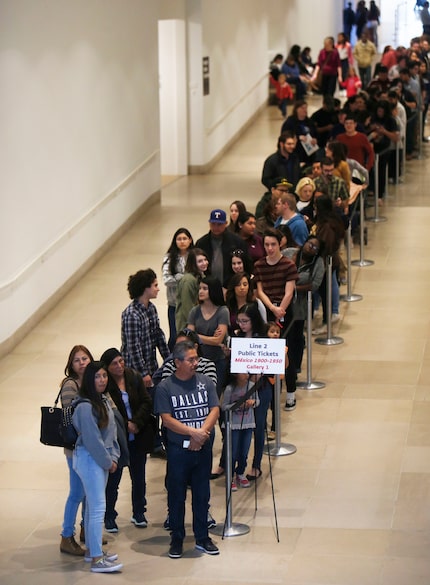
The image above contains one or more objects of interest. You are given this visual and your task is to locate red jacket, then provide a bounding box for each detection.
[270,76,294,100]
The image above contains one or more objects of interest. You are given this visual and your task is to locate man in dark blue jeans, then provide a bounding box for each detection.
[155,341,220,559]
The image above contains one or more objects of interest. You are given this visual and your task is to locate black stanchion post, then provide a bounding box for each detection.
[296,291,325,390]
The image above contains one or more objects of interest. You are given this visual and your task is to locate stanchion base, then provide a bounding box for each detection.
[315,335,344,345]
[211,522,250,537]
[351,259,374,267]
[264,442,297,456]
[296,380,326,390]
[368,216,387,223]
[340,293,363,302]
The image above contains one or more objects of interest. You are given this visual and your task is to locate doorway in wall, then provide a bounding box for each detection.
[158,19,188,186]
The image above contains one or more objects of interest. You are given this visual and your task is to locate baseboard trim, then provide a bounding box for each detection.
[188,101,267,175]
[0,190,160,359]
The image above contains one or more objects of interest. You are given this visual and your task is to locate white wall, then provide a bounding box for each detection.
[0,0,160,346]
[158,20,188,175]
[0,0,345,350]
[191,0,270,168]
[268,0,343,67]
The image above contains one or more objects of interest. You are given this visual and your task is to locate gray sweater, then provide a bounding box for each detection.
[72,397,120,470]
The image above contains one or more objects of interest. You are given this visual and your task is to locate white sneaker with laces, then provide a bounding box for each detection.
[91,557,123,573]
[85,550,118,563]
[312,324,327,335]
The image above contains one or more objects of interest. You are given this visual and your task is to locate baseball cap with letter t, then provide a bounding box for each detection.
[209,209,227,223]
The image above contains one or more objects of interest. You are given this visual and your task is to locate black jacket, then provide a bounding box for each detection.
[195,230,248,285]
[261,150,301,190]
[107,367,154,454]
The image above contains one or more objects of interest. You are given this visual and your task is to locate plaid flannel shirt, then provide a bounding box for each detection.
[121,300,169,378]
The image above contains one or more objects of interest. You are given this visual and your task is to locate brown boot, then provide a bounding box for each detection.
[60,535,85,556]
[80,525,108,546]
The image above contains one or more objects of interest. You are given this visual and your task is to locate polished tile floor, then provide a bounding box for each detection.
[1,99,430,585]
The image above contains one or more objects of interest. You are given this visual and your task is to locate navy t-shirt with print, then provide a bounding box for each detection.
[155,373,219,446]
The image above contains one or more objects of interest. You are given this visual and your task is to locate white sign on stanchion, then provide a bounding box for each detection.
[230,338,285,374]
[230,337,296,457]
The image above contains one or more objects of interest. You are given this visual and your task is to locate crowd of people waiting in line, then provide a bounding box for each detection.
[54,26,430,573]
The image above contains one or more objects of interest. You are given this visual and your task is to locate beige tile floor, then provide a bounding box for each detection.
[1,99,430,584]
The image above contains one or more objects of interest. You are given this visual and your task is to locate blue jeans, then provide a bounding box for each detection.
[61,455,85,537]
[167,442,211,543]
[319,269,339,323]
[251,379,272,471]
[105,441,147,521]
[73,446,108,558]
[231,428,253,476]
[358,66,371,89]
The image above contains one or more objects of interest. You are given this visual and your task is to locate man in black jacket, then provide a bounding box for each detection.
[195,209,248,286]
[261,132,301,191]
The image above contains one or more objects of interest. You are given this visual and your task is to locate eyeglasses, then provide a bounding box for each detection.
[237,319,251,325]
[183,357,199,364]
[232,249,244,257]
[307,242,320,251]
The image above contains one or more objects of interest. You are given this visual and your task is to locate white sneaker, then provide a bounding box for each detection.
[91,557,123,573]
[312,324,327,336]
[331,313,340,323]
[85,550,118,563]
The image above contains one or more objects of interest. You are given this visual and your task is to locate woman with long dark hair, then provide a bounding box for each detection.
[227,200,247,232]
[229,248,254,281]
[290,236,325,372]
[234,303,271,481]
[175,248,209,332]
[187,275,230,396]
[72,361,122,573]
[325,140,351,189]
[100,348,153,534]
[225,272,266,334]
[311,196,346,335]
[59,344,94,556]
[162,228,194,349]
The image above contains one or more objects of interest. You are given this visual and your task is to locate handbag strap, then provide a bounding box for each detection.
[56,377,79,407]
[53,388,62,407]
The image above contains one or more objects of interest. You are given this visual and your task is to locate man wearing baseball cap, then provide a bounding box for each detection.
[195,209,248,285]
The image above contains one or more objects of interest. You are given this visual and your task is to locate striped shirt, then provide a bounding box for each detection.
[253,256,298,304]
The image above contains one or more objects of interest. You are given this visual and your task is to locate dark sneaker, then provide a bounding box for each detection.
[104,518,119,533]
[168,540,183,559]
[284,399,296,412]
[131,514,148,528]
[207,512,216,529]
[195,537,219,555]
